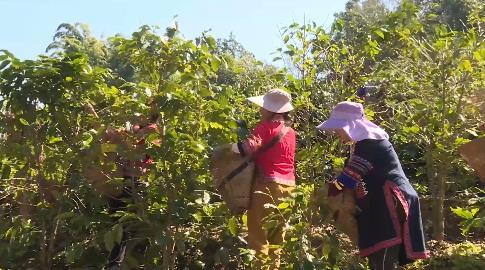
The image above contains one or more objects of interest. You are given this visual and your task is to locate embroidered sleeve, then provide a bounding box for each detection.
[336,155,373,191]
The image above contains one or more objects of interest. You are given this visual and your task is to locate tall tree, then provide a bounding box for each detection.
[414,0,479,31]
[46,23,108,67]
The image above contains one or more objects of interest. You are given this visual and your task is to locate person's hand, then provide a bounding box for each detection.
[104,126,117,141]
[132,124,141,133]
[327,181,344,197]
[135,123,159,138]
[355,182,368,199]
[83,102,98,118]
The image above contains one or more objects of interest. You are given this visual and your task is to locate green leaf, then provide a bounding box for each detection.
[458,59,473,72]
[0,60,10,70]
[19,118,29,126]
[334,18,344,32]
[426,13,439,20]
[193,211,203,222]
[205,36,216,48]
[278,202,290,210]
[242,214,248,227]
[199,85,213,97]
[48,136,63,144]
[403,125,420,134]
[341,46,348,55]
[208,122,224,130]
[364,108,375,120]
[117,212,141,222]
[65,76,73,82]
[210,58,220,71]
[454,137,471,146]
[332,157,346,170]
[146,133,161,147]
[303,260,315,270]
[473,48,484,61]
[104,231,115,252]
[113,224,123,244]
[82,132,93,147]
[227,216,239,236]
[283,35,290,43]
[451,207,478,220]
[65,244,83,264]
[55,212,76,220]
[262,219,278,232]
[1,164,11,180]
[192,260,205,268]
[374,29,385,39]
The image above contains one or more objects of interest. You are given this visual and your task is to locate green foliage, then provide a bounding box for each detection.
[451,191,485,236]
[406,241,485,270]
[0,0,484,269]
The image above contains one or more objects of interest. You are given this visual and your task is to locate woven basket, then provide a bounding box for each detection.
[459,137,485,183]
[210,144,255,215]
[314,184,359,244]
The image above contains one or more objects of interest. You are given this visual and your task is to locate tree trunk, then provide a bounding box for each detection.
[425,146,445,242]
[40,220,49,270]
[161,223,177,270]
[431,166,446,242]
[162,183,176,270]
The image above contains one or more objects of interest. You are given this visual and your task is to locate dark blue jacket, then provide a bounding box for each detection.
[337,139,429,264]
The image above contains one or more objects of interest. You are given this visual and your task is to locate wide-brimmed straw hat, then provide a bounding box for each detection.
[247,88,294,113]
[316,101,389,142]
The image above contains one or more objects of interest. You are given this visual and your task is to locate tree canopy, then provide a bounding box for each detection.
[0,0,483,269]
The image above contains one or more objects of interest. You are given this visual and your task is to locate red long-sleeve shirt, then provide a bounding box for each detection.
[242,120,296,186]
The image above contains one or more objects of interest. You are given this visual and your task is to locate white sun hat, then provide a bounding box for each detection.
[247,88,294,113]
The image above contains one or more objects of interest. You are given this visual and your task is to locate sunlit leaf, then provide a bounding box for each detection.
[227,216,239,236]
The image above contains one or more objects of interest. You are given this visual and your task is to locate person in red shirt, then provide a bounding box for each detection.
[232,88,296,269]
[121,119,159,178]
[83,102,161,268]
[105,112,160,268]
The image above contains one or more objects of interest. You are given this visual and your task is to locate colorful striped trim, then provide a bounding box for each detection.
[337,172,359,189]
[359,238,403,258]
[349,155,373,172]
[343,168,363,181]
[385,181,430,260]
[360,181,430,260]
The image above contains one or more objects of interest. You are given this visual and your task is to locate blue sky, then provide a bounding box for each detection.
[0,0,348,63]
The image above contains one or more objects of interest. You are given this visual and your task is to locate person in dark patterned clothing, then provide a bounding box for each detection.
[317,101,429,270]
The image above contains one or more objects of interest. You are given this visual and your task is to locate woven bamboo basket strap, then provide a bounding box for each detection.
[218,125,290,190]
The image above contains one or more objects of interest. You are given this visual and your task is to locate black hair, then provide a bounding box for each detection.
[150,112,160,123]
[274,112,292,126]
